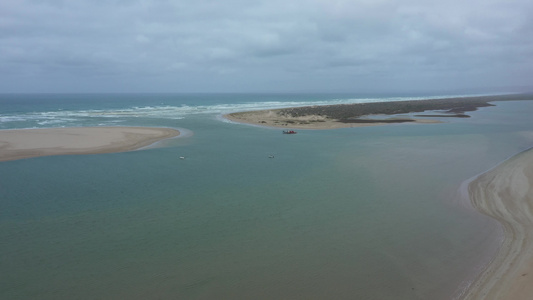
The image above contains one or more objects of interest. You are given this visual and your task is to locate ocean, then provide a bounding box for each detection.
[1,93,533,299]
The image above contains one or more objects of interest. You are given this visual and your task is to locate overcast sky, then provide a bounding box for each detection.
[1,0,532,93]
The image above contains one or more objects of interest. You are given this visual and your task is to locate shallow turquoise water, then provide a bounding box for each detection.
[1,95,533,299]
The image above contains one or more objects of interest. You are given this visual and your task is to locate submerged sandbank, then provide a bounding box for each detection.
[464,148,533,299]
[0,127,180,162]
[225,94,533,129]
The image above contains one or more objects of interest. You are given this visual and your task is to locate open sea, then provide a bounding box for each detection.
[1,93,533,299]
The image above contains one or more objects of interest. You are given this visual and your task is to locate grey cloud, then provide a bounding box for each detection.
[1,0,532,93]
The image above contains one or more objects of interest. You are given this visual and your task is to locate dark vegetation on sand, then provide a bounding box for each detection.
[278,94,533,123]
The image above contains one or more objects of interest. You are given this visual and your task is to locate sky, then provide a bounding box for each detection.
[1,0,532,94]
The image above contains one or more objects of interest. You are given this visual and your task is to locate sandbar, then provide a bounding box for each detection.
[0,127,180,162]
[464,148,533,299]
[224,94,533,129]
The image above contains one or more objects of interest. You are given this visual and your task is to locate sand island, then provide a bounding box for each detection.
[0,126,180,162]
[225,94,533,129]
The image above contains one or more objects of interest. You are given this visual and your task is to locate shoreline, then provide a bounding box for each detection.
[224,94,533,129]
[0,126,180,162]
[224,110,442,129]
[463,147,533,299]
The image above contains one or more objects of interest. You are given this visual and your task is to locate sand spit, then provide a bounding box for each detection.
[225,94,533,129]
[0,127,180,162]
[225,110,440,129]
[464,148,533,300]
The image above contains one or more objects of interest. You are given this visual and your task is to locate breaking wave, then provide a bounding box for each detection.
[0,94,488,129]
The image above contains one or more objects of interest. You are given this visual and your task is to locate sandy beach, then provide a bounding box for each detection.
[224,94,533,129]
[225,109,440,129]
[0,127,180,162]
[464,148,533,299]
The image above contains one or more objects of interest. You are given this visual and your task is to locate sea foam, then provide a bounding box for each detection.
[0,93,491,129]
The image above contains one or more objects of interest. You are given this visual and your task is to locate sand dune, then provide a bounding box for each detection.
[0,127,180,162]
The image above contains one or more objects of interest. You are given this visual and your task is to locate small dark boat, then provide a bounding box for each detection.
[283,130,297,134]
